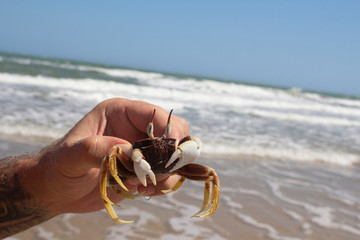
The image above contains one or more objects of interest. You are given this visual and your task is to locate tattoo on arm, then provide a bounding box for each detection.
[0,155,50,238]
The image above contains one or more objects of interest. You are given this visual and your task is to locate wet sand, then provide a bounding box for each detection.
[2,136,360,240]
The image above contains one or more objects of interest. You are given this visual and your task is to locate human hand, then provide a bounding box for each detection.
[30,98,189,216]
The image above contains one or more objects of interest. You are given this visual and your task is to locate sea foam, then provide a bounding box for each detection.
[1,55,360,167]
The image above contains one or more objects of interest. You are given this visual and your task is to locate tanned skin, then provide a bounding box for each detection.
[0,98,187,238]
[0,155,50,237]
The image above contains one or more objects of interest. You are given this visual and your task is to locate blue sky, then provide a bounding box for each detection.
[0,1,359,95]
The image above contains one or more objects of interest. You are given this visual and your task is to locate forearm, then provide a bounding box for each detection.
[0,154,53,238]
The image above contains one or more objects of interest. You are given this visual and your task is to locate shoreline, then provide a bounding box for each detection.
[2,135,360,240]
[2,133,358,170]
[0,135,50,159]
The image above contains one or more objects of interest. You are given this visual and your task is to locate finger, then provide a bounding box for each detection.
[137,174,181,197]
[58,136,132,177]
[64,103,108,144]
[124,100,189,140]
[66,98,189,144]
[81,135,133,169]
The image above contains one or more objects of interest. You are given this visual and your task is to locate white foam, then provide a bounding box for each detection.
[1,71,360,166]
[222,195,303,240]
[241,109,360,126]
[104,204,161,240]
[35,226,59,240]
[61,214,81,235]
[203,142,360,167]
[267,181,360,236]
[309,205,360,236]
[5,55,360,109]
[306,92,360,108]
[9,57,33,65]
[7,55,165,80]
[2,72,360,122]
[94,67,164,80]
[160,193,226,240]
[284,209,304,221]
[0,122,65,139]
[142,76,360,117]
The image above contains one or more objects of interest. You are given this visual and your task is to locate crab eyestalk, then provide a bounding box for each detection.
[147,109,156,140]
[147,108,174,140]
[162,109,173,138]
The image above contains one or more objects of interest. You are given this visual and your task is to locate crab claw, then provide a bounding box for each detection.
[166,136,202,172]
[132,149,156,187]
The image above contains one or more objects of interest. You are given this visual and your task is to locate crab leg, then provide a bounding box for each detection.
[108,146,129,192]
[161,176,186,194]
[198,182,220,218]
[191,181,211,217]
[100,155,134,223]
[100,155,116,205]
[178,163,220,218]
[111,186,144,199]
[103,200,134,223]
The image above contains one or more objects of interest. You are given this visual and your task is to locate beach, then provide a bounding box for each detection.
[1,52,360,239]
[2,136,360,240]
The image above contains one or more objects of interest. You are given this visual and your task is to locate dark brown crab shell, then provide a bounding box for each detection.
[108,137,182,186]
[133,137,177,174]
[108,134,193,186]
[132,135,193,175]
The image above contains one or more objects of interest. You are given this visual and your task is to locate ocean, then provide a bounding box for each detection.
[1,51,360,240]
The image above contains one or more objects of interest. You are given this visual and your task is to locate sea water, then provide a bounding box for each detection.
[1,51,359,166]
[1,52,360,240]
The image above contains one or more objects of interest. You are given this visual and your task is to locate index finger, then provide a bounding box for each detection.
[104,99,189,143]
[126,100,189,141]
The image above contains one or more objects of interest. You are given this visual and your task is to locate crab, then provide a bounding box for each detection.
[100,109,220,223]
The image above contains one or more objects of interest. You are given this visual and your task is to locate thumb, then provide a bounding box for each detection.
[86,135,133,168]
[60,136,132,177]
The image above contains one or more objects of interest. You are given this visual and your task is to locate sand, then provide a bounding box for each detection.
[2,136,360,240]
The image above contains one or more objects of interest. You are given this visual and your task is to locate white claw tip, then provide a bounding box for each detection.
[190,136,202,148]
[132,149,157,187]
[167,137,202,172]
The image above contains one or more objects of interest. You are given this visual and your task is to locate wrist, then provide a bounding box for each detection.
[20,149,58,218]
[0,152,55,237]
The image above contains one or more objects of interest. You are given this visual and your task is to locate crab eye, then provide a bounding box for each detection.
[147,122,155,140]
[163,125,172,138]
